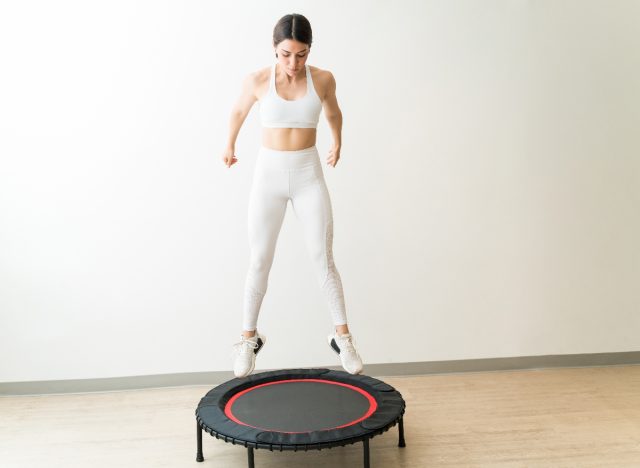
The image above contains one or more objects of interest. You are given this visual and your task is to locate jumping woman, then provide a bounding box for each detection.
[222,13,363,378]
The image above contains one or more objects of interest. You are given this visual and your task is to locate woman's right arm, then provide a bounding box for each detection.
[222,72,258,168]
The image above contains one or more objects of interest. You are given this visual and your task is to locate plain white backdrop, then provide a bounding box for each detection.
[1,0,639,382]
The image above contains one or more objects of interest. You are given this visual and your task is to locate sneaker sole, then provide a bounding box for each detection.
[327,334,341,356]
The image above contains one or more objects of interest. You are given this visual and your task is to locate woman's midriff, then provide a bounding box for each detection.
[261,127,317,151]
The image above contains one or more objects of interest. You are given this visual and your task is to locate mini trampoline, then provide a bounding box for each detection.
[195,368,406,467]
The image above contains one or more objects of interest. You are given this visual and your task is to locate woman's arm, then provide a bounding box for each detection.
[322,71,342,167]
[223,73,258,167]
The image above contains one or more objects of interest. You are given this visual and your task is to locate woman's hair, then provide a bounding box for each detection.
[273,13,313,48]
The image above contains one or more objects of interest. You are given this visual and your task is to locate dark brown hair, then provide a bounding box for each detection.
[273,13,313,48]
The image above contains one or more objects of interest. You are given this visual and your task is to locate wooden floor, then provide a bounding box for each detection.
[1,365,640,467]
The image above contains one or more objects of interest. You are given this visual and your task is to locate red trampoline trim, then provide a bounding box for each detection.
[224,378,378,434]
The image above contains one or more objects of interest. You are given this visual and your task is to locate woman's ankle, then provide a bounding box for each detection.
[242,329,256,338]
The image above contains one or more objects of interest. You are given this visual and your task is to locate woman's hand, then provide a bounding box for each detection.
[326,145,341,168]
[222,147,238,168]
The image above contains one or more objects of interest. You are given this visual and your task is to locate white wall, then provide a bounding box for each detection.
[1,0,638,382]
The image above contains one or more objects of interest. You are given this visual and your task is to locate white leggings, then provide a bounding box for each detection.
[242,145,348,331]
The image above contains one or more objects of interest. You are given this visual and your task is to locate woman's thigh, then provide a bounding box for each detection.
[289,165,333,263]
[247,167,289,256]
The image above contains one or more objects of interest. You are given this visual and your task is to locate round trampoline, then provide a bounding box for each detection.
[195,368,406,467]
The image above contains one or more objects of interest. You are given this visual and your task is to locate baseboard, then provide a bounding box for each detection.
[2,351,639,396]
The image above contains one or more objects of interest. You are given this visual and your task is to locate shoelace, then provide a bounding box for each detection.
[338,334,357,352]
[234,336,259,354]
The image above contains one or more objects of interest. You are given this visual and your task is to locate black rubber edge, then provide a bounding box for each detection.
[195,368,406,451]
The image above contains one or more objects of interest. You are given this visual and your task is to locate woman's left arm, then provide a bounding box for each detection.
[322,71,342,167]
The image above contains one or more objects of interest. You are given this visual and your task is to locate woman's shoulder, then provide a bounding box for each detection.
[308,64,334,81]
[240,66,272,101]
[245,66,272,86]
[308,65,336,100]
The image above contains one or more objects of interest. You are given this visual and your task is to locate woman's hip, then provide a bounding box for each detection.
[256,145,320,171]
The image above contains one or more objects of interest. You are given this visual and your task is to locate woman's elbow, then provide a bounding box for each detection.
[325,110,343,121]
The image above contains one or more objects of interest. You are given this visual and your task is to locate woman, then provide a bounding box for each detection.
[222,13,363,378]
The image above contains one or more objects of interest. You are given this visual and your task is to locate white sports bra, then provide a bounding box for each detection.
[259,63,322,129]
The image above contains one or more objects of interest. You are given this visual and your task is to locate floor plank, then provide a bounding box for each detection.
[1,365,639,467]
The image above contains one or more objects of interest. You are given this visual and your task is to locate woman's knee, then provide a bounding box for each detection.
[248,254,273,276]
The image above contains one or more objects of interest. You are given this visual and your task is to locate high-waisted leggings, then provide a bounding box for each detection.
[242,145,348,331]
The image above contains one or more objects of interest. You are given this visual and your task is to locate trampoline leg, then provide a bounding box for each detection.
[398,416,406,447]
[363,438,370,468]
[247,447,255,468]
[196,421,204,462]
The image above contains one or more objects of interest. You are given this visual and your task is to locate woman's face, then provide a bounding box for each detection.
[275,39,309,76]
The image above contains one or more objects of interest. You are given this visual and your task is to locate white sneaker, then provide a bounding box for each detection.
[328,331,363,374]
[232,331,266,378]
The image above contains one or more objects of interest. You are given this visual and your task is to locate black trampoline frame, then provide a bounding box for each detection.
[195,368,406,468]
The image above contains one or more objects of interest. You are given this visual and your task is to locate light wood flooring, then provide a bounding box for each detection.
[1,365,639,467]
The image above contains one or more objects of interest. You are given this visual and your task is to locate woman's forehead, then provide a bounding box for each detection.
[277,39,309,53]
